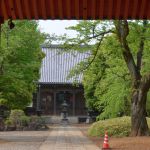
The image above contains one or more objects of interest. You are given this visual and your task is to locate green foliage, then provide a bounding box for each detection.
[5,119,13,126]
[88,117,150,137]
[51,20,150,120]
[0,20,45,109]
[20,115,30,126]
[146,91,150,116]
[9,109,25,126]
[83,37,131,119]
[6,109,29,127]
[0,98,8,106]
[30,115,45,124]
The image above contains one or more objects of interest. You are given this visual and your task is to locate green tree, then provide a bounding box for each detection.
[53,20,150,136]
[114,20,150,136]
[83,36,131,119]
[0,20,45,109]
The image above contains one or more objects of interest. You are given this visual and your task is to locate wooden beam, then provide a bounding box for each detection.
[115,0,121,19]
[75,0,79,19]
[139,0,146,19]
[41,0,47,19]
[83,0,88,19]
[58,0,63,19]
[66,0,71,19]
[32,0,38,19]
[99,0,104,19]
[124,0,129,19]
[50,0,55,19]
[91,0,96,19]
[108,0,113,19]
[16,0,23,19]
[9,0,17,19]
[1,0,9,20]
[131,0,138,19]
[24,0,31,19]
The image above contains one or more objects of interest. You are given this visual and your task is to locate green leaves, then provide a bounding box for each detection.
[49,20,150,120]
[0,20,45,109]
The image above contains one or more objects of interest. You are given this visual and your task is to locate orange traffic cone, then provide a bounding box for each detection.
[102,131,110,149]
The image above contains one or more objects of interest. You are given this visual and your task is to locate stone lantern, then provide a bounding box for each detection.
[61,100,69,123]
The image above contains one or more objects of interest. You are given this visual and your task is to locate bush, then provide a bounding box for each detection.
[4,119,16,131]
[26,116,47,130]
[5,119,13,126]
[88,116,150,137]
[9,109,25,126]
[0,98,10,118]
[20,116,30,126]
[6,109,30,128]
[0,98,8,105]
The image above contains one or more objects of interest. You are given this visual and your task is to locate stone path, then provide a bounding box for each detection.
[0,125,100,150]
[0,131,49,150]
[40,125,100,150]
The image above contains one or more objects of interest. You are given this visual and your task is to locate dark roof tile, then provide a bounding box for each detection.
[39,45,89,84]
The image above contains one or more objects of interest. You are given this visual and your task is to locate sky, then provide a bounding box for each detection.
[38,20,78,37]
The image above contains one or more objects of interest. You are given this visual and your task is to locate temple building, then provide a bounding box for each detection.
[32,45,89,117]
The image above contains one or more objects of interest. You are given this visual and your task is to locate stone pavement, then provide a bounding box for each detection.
[39,125,100,150]
[0,131,49,150]
[0,125,100,150]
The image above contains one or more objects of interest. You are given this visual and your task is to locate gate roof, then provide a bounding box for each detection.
[0,0,150,22]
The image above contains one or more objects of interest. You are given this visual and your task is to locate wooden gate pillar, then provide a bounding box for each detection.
[36,84,41,111]
[72,90,76,116]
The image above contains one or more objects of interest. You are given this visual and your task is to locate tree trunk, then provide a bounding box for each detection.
[114,20,149,136]
[131,85,149,136]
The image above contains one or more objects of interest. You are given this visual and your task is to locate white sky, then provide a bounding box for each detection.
[38,20,78,37]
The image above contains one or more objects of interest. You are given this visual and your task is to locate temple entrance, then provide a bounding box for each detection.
[56,91,73,116]
[34,83,87,116]
[40,92,54,115]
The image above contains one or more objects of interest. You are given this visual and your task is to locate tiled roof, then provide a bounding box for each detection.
[39,45,89,84]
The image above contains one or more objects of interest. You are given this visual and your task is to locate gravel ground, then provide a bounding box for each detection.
[0,131,49,150]
[1,124,150,150]
[76,124,150,150]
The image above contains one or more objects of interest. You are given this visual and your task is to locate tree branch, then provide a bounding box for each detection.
[115,20,140,81]
[137,20,148,72]
[83,36,104,71]
[88,30,114,39]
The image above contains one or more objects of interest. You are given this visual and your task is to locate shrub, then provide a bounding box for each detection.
[30,116,45,124]
[5,110,47,131]
[0,98,10,118]
[27,116,46,130]
[88,116,131,137]
[88,116,150,137]
[5,119,13,126]
[9,109,25,126]
[0,98,8,105]
[20,116,30,126]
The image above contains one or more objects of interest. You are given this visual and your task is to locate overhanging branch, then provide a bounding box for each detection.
[83,36,104,71]
[88,30,114,39]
